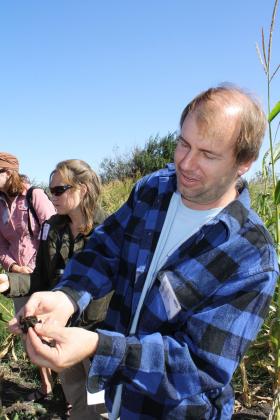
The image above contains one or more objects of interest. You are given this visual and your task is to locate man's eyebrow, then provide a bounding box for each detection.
[200,147,221,157]
[177,135,190,146]
[178,135,222,157]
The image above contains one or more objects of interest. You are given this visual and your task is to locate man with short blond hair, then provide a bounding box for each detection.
[11,85,278,419]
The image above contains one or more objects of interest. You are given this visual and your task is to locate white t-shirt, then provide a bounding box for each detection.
[155,192,222,271]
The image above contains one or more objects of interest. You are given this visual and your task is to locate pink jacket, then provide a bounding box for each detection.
[0,186,55,271]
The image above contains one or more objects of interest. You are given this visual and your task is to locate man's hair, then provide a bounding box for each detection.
[179,85,267,164]
[49,159,101,235]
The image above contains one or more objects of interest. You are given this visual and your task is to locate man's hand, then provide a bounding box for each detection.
[25,322,99,372]
[0,274,9,293]
[9,291,77,335]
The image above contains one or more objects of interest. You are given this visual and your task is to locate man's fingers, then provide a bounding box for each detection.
[8,315,23,335]
[33,321,65,341]
[26,327,62,371]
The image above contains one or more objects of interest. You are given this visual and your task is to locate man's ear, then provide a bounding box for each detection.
[237,160,253,177]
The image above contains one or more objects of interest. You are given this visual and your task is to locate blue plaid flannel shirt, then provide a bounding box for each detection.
[57,164,279,419]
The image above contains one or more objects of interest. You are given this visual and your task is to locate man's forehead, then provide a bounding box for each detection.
[181,107,240,149]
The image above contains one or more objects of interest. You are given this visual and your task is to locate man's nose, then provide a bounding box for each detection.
[179,150,198,170]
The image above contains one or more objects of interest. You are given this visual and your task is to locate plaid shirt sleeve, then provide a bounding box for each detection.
[88,266,277,403]
[54,181,143,314]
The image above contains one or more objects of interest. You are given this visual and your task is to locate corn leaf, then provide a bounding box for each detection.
[268,101,280,122]
[274,179,280,204]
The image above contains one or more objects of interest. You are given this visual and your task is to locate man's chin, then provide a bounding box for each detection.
[178,185,201,200]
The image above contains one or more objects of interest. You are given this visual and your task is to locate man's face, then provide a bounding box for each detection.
[174,109,251,210]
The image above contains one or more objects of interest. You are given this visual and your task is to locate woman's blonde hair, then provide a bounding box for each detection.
[50,159,101,234]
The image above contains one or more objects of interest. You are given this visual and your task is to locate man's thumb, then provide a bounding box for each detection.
[34,321,62,340]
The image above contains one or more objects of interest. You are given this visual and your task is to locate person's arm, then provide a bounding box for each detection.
[0,233,15,271]
[54,183,139,315]
[4,221,53,297]
[86,269,277,401]
[0,272,30,296]
[8,183,139,332]
[0,190,54,271]
[0,267,43,296]
[0,239,32,272]
[19,268,277,399]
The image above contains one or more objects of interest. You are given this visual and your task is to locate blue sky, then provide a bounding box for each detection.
[0,0,279,184]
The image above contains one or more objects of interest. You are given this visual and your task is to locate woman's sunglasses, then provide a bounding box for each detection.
[0,169,6,174]
[49,185,73,197]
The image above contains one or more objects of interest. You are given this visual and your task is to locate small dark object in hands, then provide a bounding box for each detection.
[19,315,56,347]
[19,315,42,334]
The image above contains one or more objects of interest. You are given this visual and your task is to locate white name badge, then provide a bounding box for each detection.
[41,223,50,240]
[87,389,105,405]
[159,272,181,319]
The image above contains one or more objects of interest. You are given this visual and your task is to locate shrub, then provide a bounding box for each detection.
[99,132,177,183]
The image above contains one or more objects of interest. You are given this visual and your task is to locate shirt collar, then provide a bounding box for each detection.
[212,180,250,236]
[160,166,251,236]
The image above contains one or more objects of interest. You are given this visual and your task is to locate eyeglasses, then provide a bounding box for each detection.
[0,169,6,174]
[49,185,73,197]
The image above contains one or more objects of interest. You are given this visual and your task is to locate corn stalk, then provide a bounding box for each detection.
[256,0,280,418]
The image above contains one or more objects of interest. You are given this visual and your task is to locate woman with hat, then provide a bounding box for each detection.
[0,152,55,274]
[0,152,56,400]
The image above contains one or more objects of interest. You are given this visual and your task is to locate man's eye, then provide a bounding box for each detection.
[178,138,189,148]
[204,152,216,160]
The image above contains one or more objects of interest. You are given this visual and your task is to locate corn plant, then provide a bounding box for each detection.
[256,0,280,417]
[0,296,17,361]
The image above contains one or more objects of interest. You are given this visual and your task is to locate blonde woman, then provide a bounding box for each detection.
[0,159,111,418]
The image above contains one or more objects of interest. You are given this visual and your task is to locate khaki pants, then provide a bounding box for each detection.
[59,358,107,420]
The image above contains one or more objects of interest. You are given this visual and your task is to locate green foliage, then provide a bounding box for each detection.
[0,294,13,341]
[100,177,135,215]
[132,133,177,177]
[100,132,177,183]
[0,294,14,363]
[253,1,280,416]
[269,101,280,122]
[275,180,280,204]
[249,173,275,234]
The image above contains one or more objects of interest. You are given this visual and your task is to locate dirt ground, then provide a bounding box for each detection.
[0,355,273,420]
[0,357,68,419]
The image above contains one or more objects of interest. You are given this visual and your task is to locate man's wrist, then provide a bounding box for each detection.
[53,290,78,315]
[87,331,99,359]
